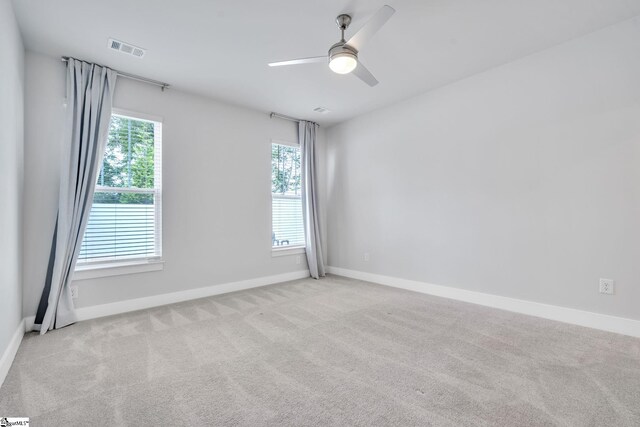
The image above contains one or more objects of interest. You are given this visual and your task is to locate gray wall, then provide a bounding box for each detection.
[23,52,321,315]
[325,17,640,320]
[0,0,24,355]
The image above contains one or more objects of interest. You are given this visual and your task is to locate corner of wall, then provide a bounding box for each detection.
[0,0,26,386]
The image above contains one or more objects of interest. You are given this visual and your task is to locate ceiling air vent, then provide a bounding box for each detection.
[120,44,133,54]
[313,107,330,114]
[107,38,146,58]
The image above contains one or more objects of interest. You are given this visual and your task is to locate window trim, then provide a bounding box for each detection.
[74,258,164,281]
[271,246,306,257]
[112,108,163,125]
[271,138,298,148]
[76,108,163,271]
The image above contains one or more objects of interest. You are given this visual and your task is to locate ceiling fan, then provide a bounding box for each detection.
[268,5,396,87]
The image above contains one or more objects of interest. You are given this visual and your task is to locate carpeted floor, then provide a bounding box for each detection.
[1,274,639,426]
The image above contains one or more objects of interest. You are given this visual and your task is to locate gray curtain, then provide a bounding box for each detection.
[299,120,325,279]
[34,59,117,333]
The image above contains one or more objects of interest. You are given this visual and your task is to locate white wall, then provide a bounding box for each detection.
[23,52,322,316]
[0,0,24,355]
[325,17,640,321]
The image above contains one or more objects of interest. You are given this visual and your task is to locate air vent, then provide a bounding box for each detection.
[313,107,330,114]
[107,38,146,59]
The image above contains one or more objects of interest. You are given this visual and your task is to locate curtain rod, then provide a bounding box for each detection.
[270,112,318,126]
[61,57,170,91]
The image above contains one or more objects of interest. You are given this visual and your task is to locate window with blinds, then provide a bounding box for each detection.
[272,142,305,248]
[77,111,162,265]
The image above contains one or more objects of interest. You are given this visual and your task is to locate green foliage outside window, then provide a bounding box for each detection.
[94,115,155,204]
[272,144,301,195]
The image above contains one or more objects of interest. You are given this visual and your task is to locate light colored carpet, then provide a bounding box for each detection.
[1,274,639,426]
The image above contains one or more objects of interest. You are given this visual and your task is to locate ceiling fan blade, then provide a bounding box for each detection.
[346,5,395,51]
[352,61,379,87]
[268,56,327,67]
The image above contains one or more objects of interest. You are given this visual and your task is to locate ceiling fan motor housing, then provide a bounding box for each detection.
[328,42,358,63]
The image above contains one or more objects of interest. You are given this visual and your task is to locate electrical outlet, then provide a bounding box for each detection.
[71,286,79,299]
[599,278,614,295]
[296,255,301,265]
[364,252,370,262]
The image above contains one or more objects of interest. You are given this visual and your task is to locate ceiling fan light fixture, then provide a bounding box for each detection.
[329,52,358,74]
[267,5,395,86]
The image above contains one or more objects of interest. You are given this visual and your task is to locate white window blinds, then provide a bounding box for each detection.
[77,111,162,264]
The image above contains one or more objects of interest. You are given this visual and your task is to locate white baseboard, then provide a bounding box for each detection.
[24,270,310,331]
[0,318,25,389]
[327,266,640,338]
[24,316,35,333]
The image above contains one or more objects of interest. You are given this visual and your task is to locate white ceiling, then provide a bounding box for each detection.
[12,0,640,125]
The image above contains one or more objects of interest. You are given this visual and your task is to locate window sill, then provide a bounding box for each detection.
[271,246,306,257]
[74,259,164,281]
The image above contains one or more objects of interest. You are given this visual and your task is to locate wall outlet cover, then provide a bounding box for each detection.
[71,286,79,299]
[599,278,614,295]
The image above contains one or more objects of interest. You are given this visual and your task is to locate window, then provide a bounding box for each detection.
[77,111,162,265]
[272,141,305,248]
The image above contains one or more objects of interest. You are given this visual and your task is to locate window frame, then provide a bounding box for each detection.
[74,108,164,275]
[270,139,306,255]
